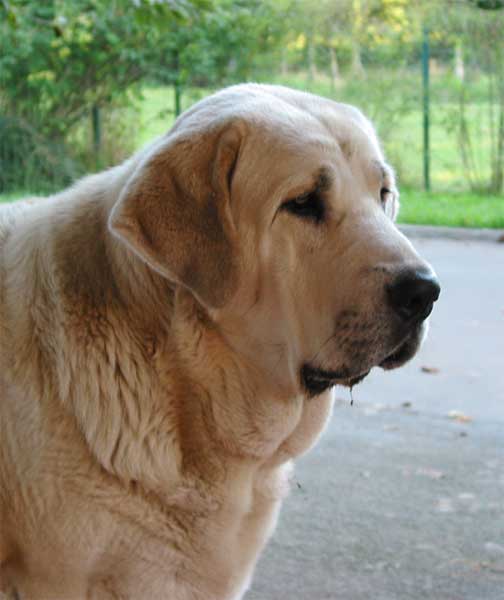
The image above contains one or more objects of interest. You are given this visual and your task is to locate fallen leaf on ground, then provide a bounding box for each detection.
[484,542,504,557]
[458,492,476,501]
[416,467,445,480]
[479,561,504,574]
[497,233,504,243]
[448,410,473,423]
[383,424,399,432]
[421,366,440,374]
[436,497,454,513]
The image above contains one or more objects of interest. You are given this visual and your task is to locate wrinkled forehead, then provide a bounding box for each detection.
[243,97,393,195]
[172,84,394,195]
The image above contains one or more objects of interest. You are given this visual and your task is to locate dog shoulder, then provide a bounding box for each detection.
[1,174,184,493]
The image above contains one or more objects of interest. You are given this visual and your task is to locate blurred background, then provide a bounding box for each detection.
[1,0,504,229]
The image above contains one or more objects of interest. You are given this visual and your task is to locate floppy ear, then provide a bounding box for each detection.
[109,123,244,308]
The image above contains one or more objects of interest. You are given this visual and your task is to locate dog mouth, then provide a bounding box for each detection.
[301,364,370,397]
[302,324,425,397]
[379,326,423,371]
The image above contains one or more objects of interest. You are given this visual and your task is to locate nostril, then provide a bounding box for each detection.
[387,269,440,322]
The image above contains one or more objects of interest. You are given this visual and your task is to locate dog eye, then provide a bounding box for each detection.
[281,191,325,224]
[380,187,393,207]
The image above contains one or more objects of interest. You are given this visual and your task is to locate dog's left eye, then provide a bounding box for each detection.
[281,191,325,224]
[380,187,393,207]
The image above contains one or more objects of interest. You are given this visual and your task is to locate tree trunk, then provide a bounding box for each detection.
[281,47,288,77]
[351,40,365,78]
[91,104,101,170]
[351,0,365,78]
[455,41,465,81]
[329,46,340,92]
[173,49,182,118]
[307,34,317,83]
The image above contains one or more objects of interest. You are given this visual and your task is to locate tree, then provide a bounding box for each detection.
[0,0,210,138]
[280,0,415,84]
[0,0,283,191]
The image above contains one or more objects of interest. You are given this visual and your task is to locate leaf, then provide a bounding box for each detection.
[421,366,440,374]
[416,467,445,480]
[448,410,473,423]
[383,424,399,432]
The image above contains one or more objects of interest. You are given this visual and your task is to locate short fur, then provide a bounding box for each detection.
[0,84,435,599]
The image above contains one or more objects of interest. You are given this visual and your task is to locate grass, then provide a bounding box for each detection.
[2,187,502,229]
[398,188,504,229]
[0,191,30,203]
[2,78,503,228]
[269,72,496,192]
[134,80,502,194]
[136,86,210,147]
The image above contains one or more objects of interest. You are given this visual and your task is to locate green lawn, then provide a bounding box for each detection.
[269,73,496,192]
[2,82,503,228]
[398,189,504,229]
[136,86,210,146]
[2,187,502,229]
[0,191,30,203]
[134,81,501,194]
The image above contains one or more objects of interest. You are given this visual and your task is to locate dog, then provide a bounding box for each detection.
[0,84,440,599]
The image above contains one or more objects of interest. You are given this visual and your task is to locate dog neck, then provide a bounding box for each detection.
[165,289,308,463]
[2,169,329,499]
[25,175,308,496]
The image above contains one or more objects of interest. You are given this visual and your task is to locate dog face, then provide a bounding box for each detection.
[110,84,440,398]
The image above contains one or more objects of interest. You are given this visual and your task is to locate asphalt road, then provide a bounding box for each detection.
[247,236,504,600]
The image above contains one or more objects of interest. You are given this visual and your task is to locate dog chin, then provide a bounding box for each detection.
[301,321,429,396]
[300,364,371,397]
[379,321,428,371]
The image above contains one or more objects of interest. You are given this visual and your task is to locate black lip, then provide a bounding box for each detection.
[379,332,418,370]
[301,364,370,397]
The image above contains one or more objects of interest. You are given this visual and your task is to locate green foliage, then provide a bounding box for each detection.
[1,0,504,208]
[0,0,284,192]
[2,1,179,137]
[471,0,504,10]
[424,2,504,192]
[148,0,287,88]
[0,114,76,192]
[0,0,213,191]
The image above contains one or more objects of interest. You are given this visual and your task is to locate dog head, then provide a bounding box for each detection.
[110,84,440,398]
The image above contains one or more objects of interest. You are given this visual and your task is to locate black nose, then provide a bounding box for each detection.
[387,269,440,322]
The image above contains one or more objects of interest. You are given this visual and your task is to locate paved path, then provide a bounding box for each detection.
[247,237,504,600]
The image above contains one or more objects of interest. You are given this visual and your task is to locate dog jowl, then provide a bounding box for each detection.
[0,84,439,600]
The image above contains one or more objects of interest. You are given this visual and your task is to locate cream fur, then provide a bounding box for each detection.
[0,84,435,599]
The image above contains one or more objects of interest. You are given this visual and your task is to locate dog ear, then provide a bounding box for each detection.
[109,123,244,308]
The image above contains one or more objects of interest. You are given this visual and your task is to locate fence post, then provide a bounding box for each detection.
[174,50,182,118]
[174,81,182,118]
[422,25,431,192]
[92,104,101,170]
